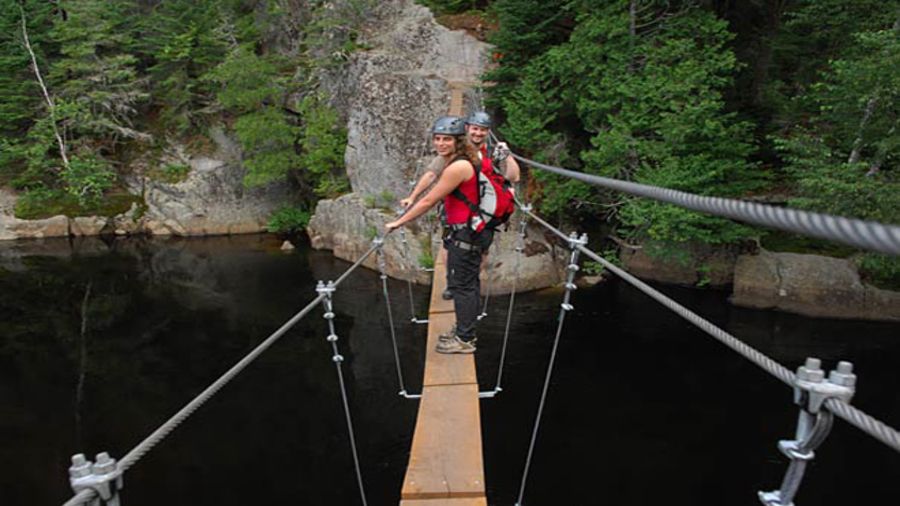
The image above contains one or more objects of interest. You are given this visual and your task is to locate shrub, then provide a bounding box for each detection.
[267,206,310,234]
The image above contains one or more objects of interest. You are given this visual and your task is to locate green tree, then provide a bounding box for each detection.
[206,46,301,187]
[140,0,230,133]
[501,1,759,247]
[296,93,348,198]
[49,0,147,144]
[0,0,55,183]
[775,26,899,224]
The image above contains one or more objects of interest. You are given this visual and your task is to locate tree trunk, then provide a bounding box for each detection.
[848,96,878,165]
[19,4,70,171]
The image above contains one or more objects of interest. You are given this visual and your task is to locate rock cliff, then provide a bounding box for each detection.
[732,249,900,322]
[308,0,566,291]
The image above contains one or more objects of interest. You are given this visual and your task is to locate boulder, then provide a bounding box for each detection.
[307,193,432,284]
[480,223,567,294]
[127,127,291,237]
[321,0,491,200]
[71,216,109,236]
[620,243,739,287]
[732,249,900,321]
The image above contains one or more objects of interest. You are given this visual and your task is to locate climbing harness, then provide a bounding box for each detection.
[759,359,856,506]
[516,231,588,506]
[317,280,368,506]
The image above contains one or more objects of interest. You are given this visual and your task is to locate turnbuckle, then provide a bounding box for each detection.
[69,452,123,506]
[758,358,856,506]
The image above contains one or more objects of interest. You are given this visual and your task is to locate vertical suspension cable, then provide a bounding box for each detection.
[317,281,368,506]
[493,214,529,393]
[374,239,410,396]
[478,241,493,320]
[516,234,585,506]
[398,228,421,323]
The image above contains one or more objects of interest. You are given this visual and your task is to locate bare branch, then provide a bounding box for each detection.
[848,95,878,165]
[19,4,70,170]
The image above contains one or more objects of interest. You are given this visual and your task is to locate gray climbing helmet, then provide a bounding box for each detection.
[465,111,492,128]
[431,116,465,135]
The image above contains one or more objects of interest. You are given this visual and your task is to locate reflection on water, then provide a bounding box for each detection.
[0,235,897,505]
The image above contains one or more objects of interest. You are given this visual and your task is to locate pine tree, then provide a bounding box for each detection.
[49,0,147,145]
[501,1,759,247]
[0,0,55,183]
[140,0,230,133]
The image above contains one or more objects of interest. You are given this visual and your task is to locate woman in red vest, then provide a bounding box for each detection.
[386,116,490,354]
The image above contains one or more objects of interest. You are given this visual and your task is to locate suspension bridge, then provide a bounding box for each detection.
[61,91,900,505]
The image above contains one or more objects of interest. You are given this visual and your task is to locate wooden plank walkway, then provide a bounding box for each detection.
[400,254,486,504]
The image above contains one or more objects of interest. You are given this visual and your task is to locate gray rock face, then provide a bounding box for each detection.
[0,127,293,241]
[310,2,566,292]
[620,243,739,287]
[126,128,292,237]
[481,223,567,294]
[307,193,432,284]
[323,0,491,200]
[732,249,900,321]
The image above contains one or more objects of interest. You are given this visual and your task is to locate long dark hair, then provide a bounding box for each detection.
[450,134,478,169]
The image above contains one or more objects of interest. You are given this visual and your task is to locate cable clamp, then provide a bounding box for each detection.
[794,359,856,413]
[520,203,533,213]
[315,280,336,296]
[69,453,123,505]
[561,303,574,311]
[758,358,856,506]
[565,282,577,291]
[567,232,588,250]
[372,237,384,247]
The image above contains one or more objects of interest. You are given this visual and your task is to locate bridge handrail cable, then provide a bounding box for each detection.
[61,243,382,506]
[522,206,900,454]
[506,150,900,256]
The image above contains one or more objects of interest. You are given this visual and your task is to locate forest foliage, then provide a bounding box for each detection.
[473,0,898,284]
[0,0,363,222]
[1,0,898,283]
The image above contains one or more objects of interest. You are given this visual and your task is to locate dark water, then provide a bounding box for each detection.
[0,235,897,505]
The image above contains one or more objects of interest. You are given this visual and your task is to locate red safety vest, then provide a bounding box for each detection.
[444,155,478,225]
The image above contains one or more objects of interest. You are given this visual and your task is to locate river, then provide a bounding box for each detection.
[1,234,897,505]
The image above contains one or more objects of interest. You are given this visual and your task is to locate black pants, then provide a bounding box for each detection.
[445,229,493,342]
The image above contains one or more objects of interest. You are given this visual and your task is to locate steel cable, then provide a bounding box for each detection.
[375,243,410,395]
[493,214,529,393]
[511,153,900,256]
[524,206,900,454]
[61,245,381,506]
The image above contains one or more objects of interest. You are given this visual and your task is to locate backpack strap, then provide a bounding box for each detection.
[451,162,483,217]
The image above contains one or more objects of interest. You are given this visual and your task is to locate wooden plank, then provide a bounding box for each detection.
[401,498,487,506]
[421,312,476,387]
[401,384,485,500]
[448,88,465,117]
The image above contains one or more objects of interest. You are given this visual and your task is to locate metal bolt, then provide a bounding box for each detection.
[828,361,857,388]
[69,454,92,479]
[797,357,825,383]
[92,453,116,475]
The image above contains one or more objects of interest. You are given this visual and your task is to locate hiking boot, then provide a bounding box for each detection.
[436,335,477,354]
[442,289,453,300]
[438,324,457,343]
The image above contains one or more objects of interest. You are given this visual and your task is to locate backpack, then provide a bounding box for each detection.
[451,153,515,233]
